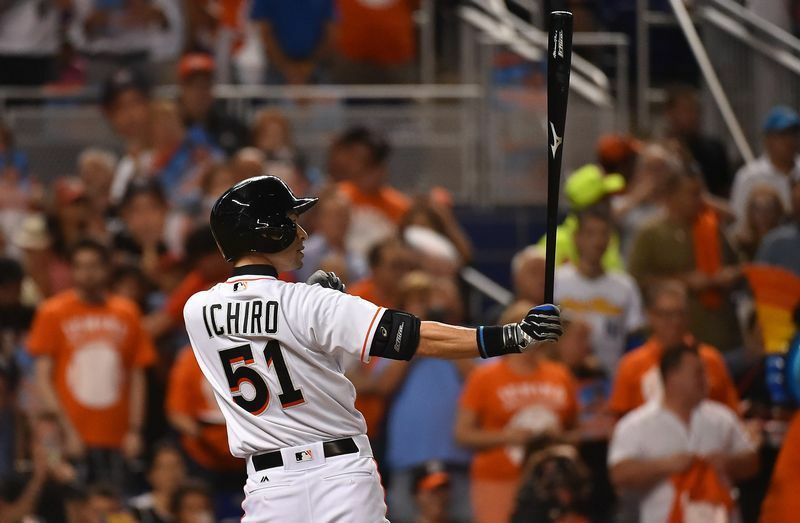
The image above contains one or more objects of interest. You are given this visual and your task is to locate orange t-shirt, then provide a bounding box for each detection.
[608,338,739,416]
[338,181,411,225]
[760,413,800,523]
[165,270,215,325]
[166,347,242,471]
[27,290,157,448]
[460,359,578,481]
[335,0,417,65]
[348,277,395,309]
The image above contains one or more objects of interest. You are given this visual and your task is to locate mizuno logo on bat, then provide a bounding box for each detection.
[550,121,563,158]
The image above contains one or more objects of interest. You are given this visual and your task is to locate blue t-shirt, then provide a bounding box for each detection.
[250,0,334,60]
[385,359,472,471]
[756,223,800,276]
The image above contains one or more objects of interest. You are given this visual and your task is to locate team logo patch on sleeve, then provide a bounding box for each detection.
[295,449,313,462]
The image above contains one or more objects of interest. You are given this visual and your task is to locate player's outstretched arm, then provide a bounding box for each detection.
[416,304,562,359]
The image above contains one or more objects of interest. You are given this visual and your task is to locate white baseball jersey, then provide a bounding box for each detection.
[183,266,385,457]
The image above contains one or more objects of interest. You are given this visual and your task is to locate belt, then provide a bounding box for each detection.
[251,438,359,471]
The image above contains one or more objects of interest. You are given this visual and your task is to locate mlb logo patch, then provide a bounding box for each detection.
[233,282,248,292]
[295,449,313,462]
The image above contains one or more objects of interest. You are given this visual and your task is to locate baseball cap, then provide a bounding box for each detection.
[412,461,451,494]
[100,68,150,108]
[763,106,800,133]
[178,53,215,81]
[596,134,641,170]
[564,164,626,211]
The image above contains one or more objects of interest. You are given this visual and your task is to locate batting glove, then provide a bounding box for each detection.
[507,304,563,352]
[306,270,346,293]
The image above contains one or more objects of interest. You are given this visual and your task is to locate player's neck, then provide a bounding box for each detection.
[235,254,278,270]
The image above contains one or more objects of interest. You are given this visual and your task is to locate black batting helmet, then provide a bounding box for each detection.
[210,176,318,262]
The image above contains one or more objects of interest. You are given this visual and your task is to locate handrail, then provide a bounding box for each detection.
[460,266,514,307]
[0,84,483,104]
[669,0,755,163]
[457,5,612,107]
[705,0,800,55]
[700,7,800,77]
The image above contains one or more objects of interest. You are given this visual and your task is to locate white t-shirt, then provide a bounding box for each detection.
[730,154,800,225]
[183,268,385,457]
[0,2,60,55]
[608,400,754,523]
[554,265,645,374]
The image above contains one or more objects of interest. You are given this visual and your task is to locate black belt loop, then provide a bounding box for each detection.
[251,438,359,472]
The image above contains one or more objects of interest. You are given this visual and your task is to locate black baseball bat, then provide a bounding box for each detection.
[544,10,573,305]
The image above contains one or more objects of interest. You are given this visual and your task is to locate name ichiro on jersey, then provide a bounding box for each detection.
[201,300,280,338]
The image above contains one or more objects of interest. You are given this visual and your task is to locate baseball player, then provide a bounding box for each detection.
[183,176,563,522]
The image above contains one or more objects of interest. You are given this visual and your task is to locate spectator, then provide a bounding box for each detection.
[596,133,641,183]
[166,346,242,474]
[759,411,800,523]
[13,214,71,301]
[0,413,82,523]
[509,436,592,523]
[411,461,452,523]
[68,0,181,84]
[50,177,93,256]
[84,484,136,523]
[111,263,153,312]
[184,1,247,82]
[170,480,214,523]
[148,99,221,203]
[383,272,473,523]
[0,0,69,86]
[0,257,34,368]
[77,148,117,232]
[144,225,230,340]
[555,208,645,375]
[230,147,267,181]
[332,0,419,84]
[28,239,157,485]
[756,177,800,275]
[295,190,367,284]
[628,171,742,353]
[178,53,249,157]
[663,84,732,197]
[112,179,171,281]
[608,343,758,523]
[536,164,626,272]
[195,162,242,219]
[129,442,187,523]
[349,237,416,308]
[102,69,154,204]
[731,105,800,226]
[336,127,412,256]
[608,281,738,416]
[454,301,578,523]
[252,108,296,163]
[733,185,786,262]
[250,0,334,84]
[612,142,678,255]
[400,197,474,265]
[511,246,546,304]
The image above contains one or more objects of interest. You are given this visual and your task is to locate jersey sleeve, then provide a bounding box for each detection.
[26,303,59,357]
[294,285,384,364]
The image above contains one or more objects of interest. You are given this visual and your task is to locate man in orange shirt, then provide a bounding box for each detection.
[166,345,242,473]
[609,281,738,416]
[335,127,412,256]
[348,237,416,309]
[145,226,231,340]
[29,239,156,486]
[455,302,578,523]
[760,412,800,523]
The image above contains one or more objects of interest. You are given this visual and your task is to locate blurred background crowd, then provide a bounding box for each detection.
[2,0,800,523]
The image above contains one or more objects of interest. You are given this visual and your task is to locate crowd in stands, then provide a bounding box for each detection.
[1,3,800,523]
